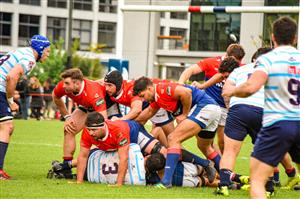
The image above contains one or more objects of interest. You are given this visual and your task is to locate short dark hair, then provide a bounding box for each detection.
[133,76,153,96]
[85,111,105,127]
[145,153,166,173]
[273,16,297,45]
[251,47,273,62]
[226,44,245,61]
[61,68,83,81]
[218,56,240,74]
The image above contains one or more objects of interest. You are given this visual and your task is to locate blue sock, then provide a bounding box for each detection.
[161,148,181,186]
[273,168,280,182]
[181,149,210,167]
[0,141,9,169]
[219,169,232,186]
[286,168,296,178]
[208,151,221,172]
[265,177,274,192]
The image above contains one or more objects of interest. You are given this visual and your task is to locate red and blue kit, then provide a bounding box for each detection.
[54,79,106,112]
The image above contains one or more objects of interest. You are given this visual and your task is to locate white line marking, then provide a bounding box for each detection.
[11,142,61,148]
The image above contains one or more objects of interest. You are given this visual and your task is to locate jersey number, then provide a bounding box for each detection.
[0,55,10,66]
[102,163,118,175]
[288,78,300,105]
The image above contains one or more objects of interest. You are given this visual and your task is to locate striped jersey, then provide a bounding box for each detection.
[227,63,264,108]
[254,46,300,127]
[0,47,36,93]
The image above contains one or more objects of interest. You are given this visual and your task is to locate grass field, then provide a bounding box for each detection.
[0,120,298,198]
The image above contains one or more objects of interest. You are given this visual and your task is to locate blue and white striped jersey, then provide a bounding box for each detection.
[254,46,300,127]
[227,63,264,108]
[0,47,36,93]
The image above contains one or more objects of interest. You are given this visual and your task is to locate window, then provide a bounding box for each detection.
[160,12,165,18]
[166,66,185,80]
[170,12,187,20]
[47,17,66,44]
[74,0,92,11]
[160,26,165,35]
[72,19,92,50]
[189,0,241,51]
[99,0,117,13]
[169,28,186,49]
[0,0,13,3]
[19,0,40,6]
[263,0,299,46]
[48,0,67,8]
[0,12,12,45]
[18,14,40,46]
[98,22,116,53]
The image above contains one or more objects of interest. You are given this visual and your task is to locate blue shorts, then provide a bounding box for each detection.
[252,120,300,167]
[225,104,263,144]
[0,91,13,122]
[126,120,155,154]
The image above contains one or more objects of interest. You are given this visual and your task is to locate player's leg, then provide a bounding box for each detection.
[216,107,227,153]
[63,109,87,162]
[0,120,13,180]
[150,126,168,147]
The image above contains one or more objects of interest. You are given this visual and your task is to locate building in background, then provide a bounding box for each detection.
[1,0,299,79]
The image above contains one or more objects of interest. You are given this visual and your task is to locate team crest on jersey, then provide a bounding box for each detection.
[166,86,171,96]
[94,93,99,98]
[119,138,128,146]
[96,98,104,106]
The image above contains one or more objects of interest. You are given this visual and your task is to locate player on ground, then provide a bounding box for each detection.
[178,44,245,153]
[222,17,300,198]
[52,68,107,174]
[133,77,220,188]
[0,35,50,180]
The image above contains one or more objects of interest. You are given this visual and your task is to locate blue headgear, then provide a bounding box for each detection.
[30,35,51,61]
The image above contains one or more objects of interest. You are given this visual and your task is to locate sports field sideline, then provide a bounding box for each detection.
[0,120,298,199]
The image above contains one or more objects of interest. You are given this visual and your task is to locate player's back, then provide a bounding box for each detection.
[255,46,300,127]
[0,48,36,93]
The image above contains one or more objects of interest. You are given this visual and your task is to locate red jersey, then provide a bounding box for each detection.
[80,120,130,151]
[53,79,106,112]
[150,82,180,113]
[110,80,141,107]
[197,56,223,78]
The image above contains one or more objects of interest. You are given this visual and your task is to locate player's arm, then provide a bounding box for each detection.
[120,100,143,120]
[6,64,24,99]
[76,146,90,183]
[223,71,267,98]
[135,106,159,125]
[52,91,69,117]
[116,144,129,186]
[192,73,223,89]
[178,64,202,84]
[222,79,235,109]
[174,86,192,119]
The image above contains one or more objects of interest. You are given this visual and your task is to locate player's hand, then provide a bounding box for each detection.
[64,117,77,134]
[9,102,19,112]
[222,84,235,98]
[192,81,204,89]
[176,115,187,124]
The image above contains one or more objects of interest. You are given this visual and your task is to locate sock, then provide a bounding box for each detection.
[181,149,210,167]
[62,162,72,170]
[207,151,221,172]
[231,173,242,183]
[161,148,181,186]
[219,169,232,186]
[0,141,9,170]
[273,167,280,182]
[286,168,296,178]
[63,156,73,164]
[265,177,274,192]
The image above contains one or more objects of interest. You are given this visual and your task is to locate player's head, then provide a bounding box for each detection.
[133,77,154,102]
[85,111,106,140]
[60,68,84,94]
[218,56,240,79]
[104,70,123,97]
[272,16,297,46]
[145,153,166,173]
[251,47,273,62]
[226,43,245,62]
[30,35,51,62]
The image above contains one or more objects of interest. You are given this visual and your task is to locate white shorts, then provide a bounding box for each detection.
[86,143,146,185]
[218,107,228,126]
[188,103,221,132]
[150,108,174,126]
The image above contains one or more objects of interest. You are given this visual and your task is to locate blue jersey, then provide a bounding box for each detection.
[0,47,36,93]
[228,63,264,108]
[254,46,300,127]
[185,84,217,107]
[205,80,226,108]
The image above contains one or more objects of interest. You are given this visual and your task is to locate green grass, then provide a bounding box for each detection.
[0,120,298,198]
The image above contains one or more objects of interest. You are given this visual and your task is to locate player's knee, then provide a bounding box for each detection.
[7,123,14,136]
